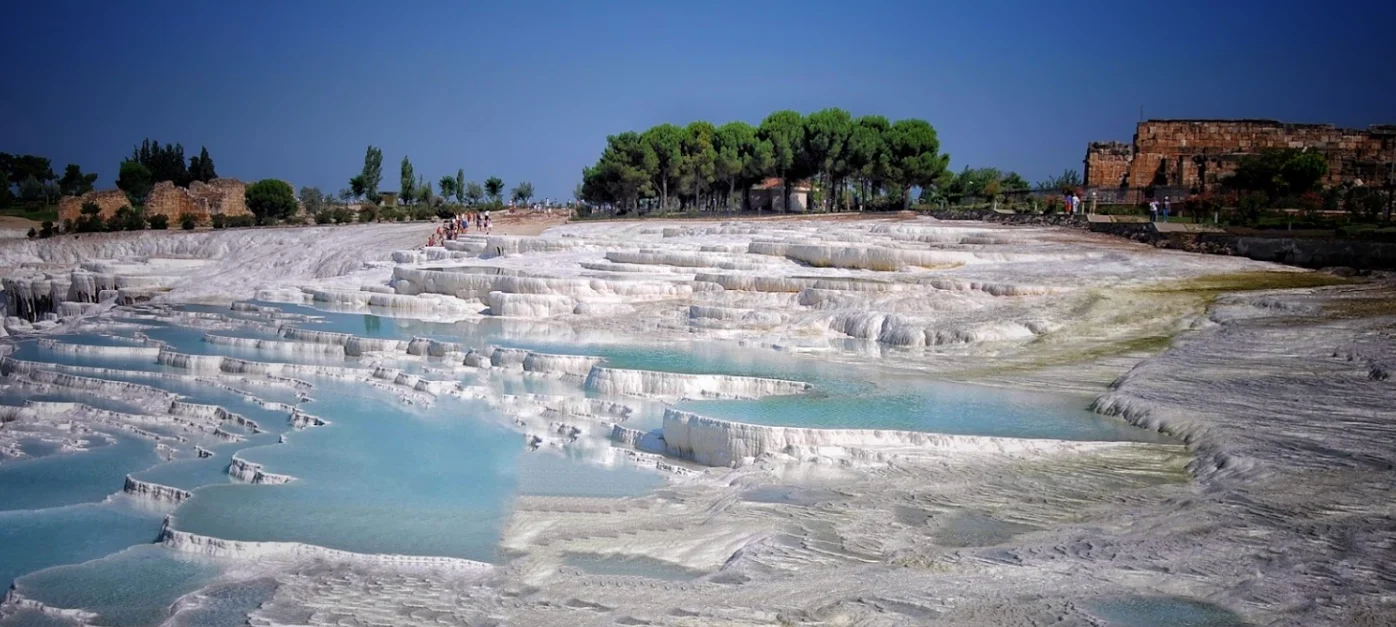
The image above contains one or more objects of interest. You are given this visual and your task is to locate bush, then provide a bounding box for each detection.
[179,213,198,230]
[39,221,55,238]
[27,227,37,239]
[147,214,169,230]
[358,206,378,223]
[331,207,353,224]
[228,215,255,228]
[1232,192,1269,226]
[107,206,145,232]
[411,206,434,221]
[245,179,298,224]
[434,207,455,219]
[314,210,333,225]
[212,214,227,229]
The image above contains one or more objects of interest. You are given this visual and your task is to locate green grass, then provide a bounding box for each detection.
[1140,271,1352,297]
[0,204,58,223]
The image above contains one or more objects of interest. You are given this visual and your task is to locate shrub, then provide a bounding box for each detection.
[434,207,455,219]
[331,207,353,224]
[1232,192,1269,226]
[147,214,169,230]
[358,206,378,223]
[245,179,298,224]
[228,215,255,228]
[107,206,145,232]
[179,213,198,230]
[39,221,55,238]
[411,206,434,221]
[212,214,226,229]
[27,227,37,239]
[62,219,74,234]
[314,210,333,225]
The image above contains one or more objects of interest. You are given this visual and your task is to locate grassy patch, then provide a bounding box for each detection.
[1140,271,1352,297]
[0,204,59,223]
[1324,294,1396,319]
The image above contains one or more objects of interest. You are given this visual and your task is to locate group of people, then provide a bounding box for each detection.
[1148,197,1172,222]
[1064,191,1092,215]
[426,211,491,247]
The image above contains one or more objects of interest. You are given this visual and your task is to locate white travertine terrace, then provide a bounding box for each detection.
[2,216,1392,626]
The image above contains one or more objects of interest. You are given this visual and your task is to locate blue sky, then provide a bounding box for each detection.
[3,0,1393,199]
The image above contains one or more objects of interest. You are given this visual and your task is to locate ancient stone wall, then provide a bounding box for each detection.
[57,189,130,223]
[1084,142,1132,189]
[146,178,251,224]
[1085,120,1396,192]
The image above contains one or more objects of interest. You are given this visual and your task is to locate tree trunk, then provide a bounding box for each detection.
[661,179,668,213]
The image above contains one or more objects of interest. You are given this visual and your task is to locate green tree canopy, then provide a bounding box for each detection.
[884,119,950,209]
[400,156,415,204]
[58,164,98,196]
[349,175,367,200]
[131,139,189,185]
[641,125,681,210]
[245,179,298,224]
[454,169,466,204]
[803,108,854,210]
[188,146,217,183]
[439,175,457,200]
[361,146,383,198]
[116,160,154,204]
[1225,149,1329,199]
[681,121,718,207]
[299,186,327,214]
[465,181,484,205]
[418,175,432,204]
[484,176,505,203]
[511,181,534,205]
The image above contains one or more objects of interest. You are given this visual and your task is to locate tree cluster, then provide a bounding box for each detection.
[1222,149,1328,201]
[347,146,509,209]
[579,109,951,214]
[117,140,217,204]
[0,153,96,206]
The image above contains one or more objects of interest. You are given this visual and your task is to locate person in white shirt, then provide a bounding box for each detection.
[1071,193,1081,216]
[1149,199,1160,222]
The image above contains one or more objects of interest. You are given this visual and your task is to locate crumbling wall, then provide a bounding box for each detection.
[143,178,253,224]
[1084,142,1132,188]
[1086,120,1396,192]
[57,190,129,223]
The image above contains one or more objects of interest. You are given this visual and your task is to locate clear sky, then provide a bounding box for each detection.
[4,0,1393,200]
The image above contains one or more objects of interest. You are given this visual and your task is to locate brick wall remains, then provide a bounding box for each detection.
[57,189,130,223]
[146,178,251,224]
[1085,120,1396,192]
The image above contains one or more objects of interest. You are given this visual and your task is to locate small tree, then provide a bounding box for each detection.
[465,181,484,205]
[438,175,457,201]
[314,210,334,224]
[39,220,55,238]
[212,214,227,229]
[147,214,169,229]
[26,227,36,239]
[400,156,415,204]
[484,177,504,204]
[454,169,465,204]
[59,164,98,196]
[76,201,106,232]
[116,160,153,204]
[179,213,197,230]
[358,206,378,223]
[299,186,326,215]
[511,181,534,205]
[108,206,145,231]
[245,179,298,225]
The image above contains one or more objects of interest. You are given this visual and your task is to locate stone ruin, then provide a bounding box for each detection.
[56,189,128,224]
[1085,120,1396,193]
[58,178,252,226]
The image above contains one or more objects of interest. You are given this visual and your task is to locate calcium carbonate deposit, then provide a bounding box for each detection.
[1,217,1392,627]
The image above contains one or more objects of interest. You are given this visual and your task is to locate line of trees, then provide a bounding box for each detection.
[345,146,527,209]
[116,140,218,204]
[0,153,99,207]
[579,109,951,214]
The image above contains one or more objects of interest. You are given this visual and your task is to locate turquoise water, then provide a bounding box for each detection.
[0,501,165,591]
[14,545,222,627]
[0,434,157,511]
[0,302,1178,624]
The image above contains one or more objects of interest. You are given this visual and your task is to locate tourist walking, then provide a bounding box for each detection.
[1149,199,1160,222]
[1162,197,1171,223]
[1071,192,1081,216]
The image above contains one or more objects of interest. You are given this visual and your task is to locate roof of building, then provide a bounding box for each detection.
[752,177,812,190]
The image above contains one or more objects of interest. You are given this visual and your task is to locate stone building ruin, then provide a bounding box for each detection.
[58,178,253,225]
[1085,120,1396,199]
